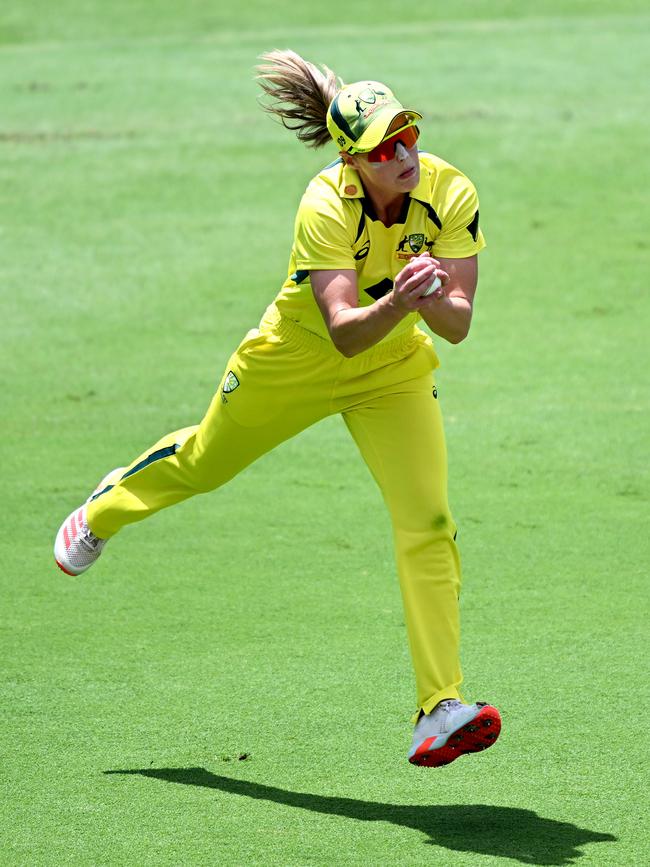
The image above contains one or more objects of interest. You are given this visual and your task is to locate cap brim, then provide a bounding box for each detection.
[353,109,423,152]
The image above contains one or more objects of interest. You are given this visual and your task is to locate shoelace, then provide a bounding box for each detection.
[80,525,101,551]
[438,699,463,712]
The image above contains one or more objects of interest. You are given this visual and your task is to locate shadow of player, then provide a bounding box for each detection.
[104,767,617,865]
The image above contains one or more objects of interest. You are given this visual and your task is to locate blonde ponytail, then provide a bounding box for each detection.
[256,49,343,148]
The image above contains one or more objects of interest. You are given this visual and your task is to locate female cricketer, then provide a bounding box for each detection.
[54,50,502,768]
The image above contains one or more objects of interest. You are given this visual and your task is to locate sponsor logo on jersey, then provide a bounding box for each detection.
[354,240,371,260]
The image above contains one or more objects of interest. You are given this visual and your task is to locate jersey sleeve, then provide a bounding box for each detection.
[433,174,486,259]
[293,184,356,271]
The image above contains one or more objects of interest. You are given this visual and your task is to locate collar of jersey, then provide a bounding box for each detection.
[338,158,432,204]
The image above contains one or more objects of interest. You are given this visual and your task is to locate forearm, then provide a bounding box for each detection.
[312,254,461,356]
[420,295,473,344]
[329,295,408,357]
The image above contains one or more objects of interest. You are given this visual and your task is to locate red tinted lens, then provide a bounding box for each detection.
[367,125,419,163]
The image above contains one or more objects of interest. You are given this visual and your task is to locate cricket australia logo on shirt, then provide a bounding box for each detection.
[221,370,240,403]
[396,234,434,260]
[407,233,425,253]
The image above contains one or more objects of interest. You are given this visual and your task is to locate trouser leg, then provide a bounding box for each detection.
[343,373,463,719]
[87,331,331,539]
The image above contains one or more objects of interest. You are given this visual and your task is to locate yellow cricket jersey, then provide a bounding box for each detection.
[270,151,486,342]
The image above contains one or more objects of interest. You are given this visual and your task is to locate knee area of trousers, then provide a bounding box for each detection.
[394,513,458,544]
[401,511,453,533]
[432,513,449,531]
[430,513,459,539]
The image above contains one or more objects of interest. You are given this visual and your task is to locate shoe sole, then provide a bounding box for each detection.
[54,558,77,576]
[409,704,501,767]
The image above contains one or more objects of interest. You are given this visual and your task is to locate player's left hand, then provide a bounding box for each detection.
[408,252,450,303]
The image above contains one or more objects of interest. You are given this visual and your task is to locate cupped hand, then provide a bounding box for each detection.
[390,253,449,311]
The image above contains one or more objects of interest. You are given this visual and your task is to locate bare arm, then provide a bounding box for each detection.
[311,255,446,357]
[418,255,479,344]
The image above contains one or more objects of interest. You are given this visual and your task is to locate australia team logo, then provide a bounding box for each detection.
[351,87,390,134]
[221,370,240,403]
[407,233,424,253]
[355,86,388,116]
[396,234,433,259]
[222,371,240,393]
[357,87,378,106]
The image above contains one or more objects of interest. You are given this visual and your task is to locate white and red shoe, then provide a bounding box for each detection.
[409,699,501,767]
[54,467,124,576]
[54,503,107,576]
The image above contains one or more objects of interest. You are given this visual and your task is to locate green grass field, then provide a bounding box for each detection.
[2,2,649,864]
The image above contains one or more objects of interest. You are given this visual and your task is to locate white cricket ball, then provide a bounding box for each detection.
[422,275,442,297]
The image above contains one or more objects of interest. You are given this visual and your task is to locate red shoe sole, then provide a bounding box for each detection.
[409,704,502,767]
[54,559,76,576]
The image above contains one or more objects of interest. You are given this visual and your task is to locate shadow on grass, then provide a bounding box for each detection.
[105,767,616,864]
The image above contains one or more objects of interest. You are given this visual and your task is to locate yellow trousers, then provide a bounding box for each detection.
[87,308,464,718]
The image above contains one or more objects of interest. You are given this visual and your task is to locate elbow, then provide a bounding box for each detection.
[446,316,472,344]
[329,326,361,357]
[442,323,469,344]
[333,339,360,358]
